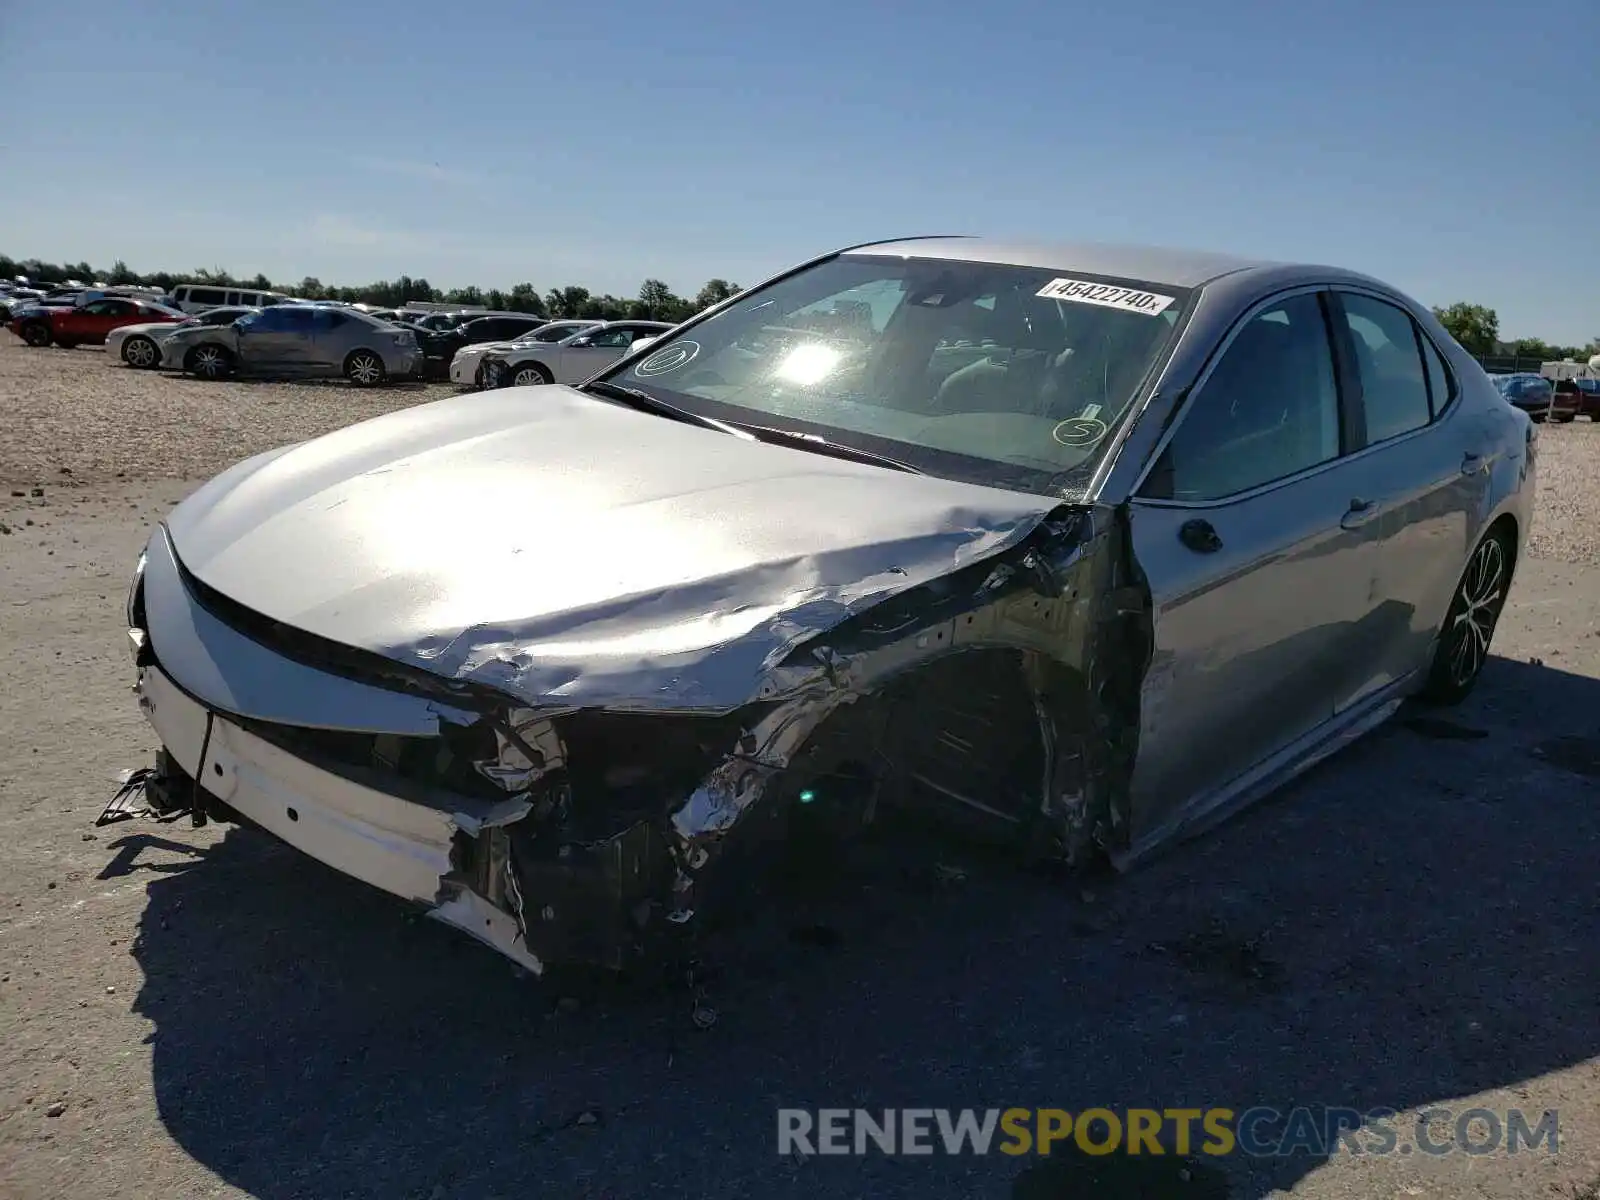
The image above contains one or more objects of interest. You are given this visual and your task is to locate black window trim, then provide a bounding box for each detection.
[1418,319,1457,416]
[1320,291,1367,455]
[1132,283,1357,508]
[1410,320,1438,419]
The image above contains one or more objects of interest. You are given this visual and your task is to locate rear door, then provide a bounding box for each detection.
[1126,289,1374,843]
[236,306,315,369]
[1323,290,1487,698]
[309,309,362,368]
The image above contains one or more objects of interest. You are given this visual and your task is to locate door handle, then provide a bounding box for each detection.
[1340,498,1379,530]
[1178,518,1223,553]
[1461,452,1484,476]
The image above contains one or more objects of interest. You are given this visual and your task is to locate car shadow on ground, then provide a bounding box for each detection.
[128,654,1600,1200]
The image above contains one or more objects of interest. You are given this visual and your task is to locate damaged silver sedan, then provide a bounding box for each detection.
[121,238,1534,974]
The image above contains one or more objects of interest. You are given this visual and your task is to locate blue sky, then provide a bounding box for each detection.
[2,0,1595,343]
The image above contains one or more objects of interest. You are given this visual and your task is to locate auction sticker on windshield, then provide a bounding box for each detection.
[1036,278,1175,316]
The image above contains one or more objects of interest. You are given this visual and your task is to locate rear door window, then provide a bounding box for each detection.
[1335,293,1433,441]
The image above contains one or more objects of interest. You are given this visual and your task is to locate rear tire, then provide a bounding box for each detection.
[123,336,159,369]
[186,344,234,380]
[345,349,386,387]
[21,322,51,347]
[1418,526,1513,705]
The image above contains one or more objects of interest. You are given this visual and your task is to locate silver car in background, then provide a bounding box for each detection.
[160,303,420,384]
[449,319,604,387]
[120,237,1531,976]
[480,320,673,387]
[108,306,258,369]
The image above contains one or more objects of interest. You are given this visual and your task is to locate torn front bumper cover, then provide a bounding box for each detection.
[137,664,545,974]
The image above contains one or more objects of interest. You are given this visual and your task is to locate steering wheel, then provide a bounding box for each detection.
[681,370,728,388]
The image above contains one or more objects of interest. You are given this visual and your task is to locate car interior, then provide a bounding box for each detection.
[658,267,1185,475]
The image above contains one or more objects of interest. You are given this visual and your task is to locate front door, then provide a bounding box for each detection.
[555,325,640,383]
[1127,290,1372,844]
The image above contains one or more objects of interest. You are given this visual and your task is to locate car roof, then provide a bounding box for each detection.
[843,236,1279,289]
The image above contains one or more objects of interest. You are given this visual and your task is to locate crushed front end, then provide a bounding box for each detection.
[123,501,1148,976]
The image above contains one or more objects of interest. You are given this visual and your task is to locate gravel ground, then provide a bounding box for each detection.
[0,338,1597,1200]
[1529,418,1600,564]
[0,340,454,486]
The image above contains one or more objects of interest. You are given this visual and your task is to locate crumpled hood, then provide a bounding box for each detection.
[164,386,1060,712]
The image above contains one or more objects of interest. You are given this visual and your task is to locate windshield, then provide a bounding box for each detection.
[603,253,1191,494]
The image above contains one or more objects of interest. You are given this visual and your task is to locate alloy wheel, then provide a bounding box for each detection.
[513,366,549,386]
[1446,536,1506,688]
[124,338,157,368]
[192,346,227,379]
[348,352,383,386]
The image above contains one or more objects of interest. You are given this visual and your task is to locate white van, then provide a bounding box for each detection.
[169,283,289,314]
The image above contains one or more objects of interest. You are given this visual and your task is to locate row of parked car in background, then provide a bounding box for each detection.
[0,277,672,388]
[1488,368,1600,423]
[7,276,1596,419]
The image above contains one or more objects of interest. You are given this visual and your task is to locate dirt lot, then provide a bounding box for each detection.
[0,339,1597,1200]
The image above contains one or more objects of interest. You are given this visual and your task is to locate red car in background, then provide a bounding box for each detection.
[7,297,186,348]
[1553,377,1600,422]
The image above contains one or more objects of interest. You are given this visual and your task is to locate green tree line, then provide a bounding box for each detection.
[0,253,741,325]
[1430,301,1596,362]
